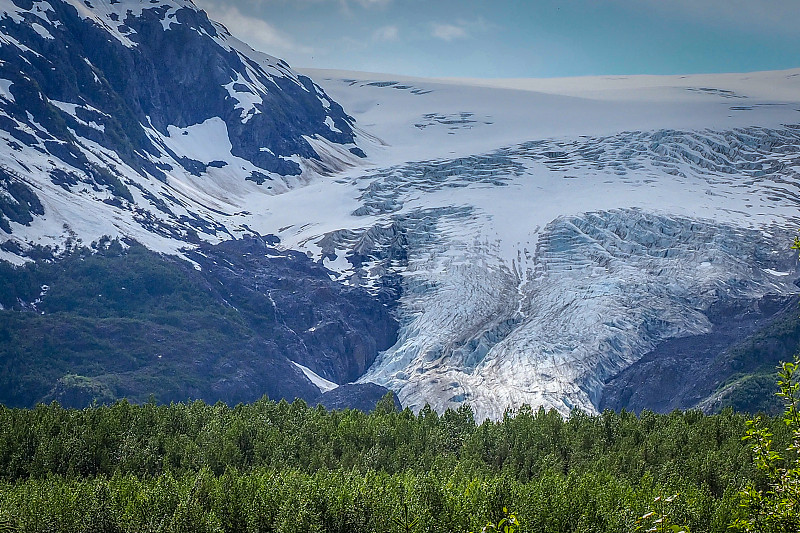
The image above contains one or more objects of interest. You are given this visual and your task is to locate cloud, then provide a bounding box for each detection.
[372,25,399,42]
[199,4,313,56]
[431,23,468,42]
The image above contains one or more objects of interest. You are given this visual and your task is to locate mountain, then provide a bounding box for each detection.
[0,0,363,261]
[0,236,398,408]
[0,0,392,408]
[2,0,800,417]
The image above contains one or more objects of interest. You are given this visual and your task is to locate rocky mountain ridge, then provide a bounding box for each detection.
[0,0,363,262]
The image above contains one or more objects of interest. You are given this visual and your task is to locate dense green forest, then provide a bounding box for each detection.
[0,395,794,532]
[0,241,247,407]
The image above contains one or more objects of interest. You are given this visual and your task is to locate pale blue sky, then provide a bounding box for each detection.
[195,0,800,78]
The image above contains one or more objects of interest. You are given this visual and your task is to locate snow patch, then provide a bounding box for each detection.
[324,116,341,133]
[0,30,42,57]
[0,79,13,102]
[30,22,53,39]
[49,99,78,116]
[224,74,264,122]
[292,361,339,393]
[322,252,352,279]
[50,100,106,131]
[164,118,235,164]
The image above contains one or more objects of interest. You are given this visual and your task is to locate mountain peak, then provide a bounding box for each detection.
[0,0,364,260]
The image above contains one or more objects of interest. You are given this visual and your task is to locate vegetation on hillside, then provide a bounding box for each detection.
[0,238,397,409]
[0,241,260,407]
[734,356,800,532]
[0,394,787,532]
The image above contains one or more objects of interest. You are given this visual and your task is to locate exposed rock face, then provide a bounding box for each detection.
[185,236,398,386]
[315,383,402,413]
[600,294,800,413]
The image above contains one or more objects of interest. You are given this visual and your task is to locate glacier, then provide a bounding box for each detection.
[291,71,800,420]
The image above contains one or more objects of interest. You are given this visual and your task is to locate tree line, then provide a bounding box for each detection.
[0,395,790,532]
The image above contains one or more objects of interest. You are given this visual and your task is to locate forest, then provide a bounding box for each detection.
[0,386,796,533]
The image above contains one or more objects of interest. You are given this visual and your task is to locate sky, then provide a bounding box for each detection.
[193,0,800,79]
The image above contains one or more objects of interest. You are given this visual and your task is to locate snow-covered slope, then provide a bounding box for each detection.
[2,0,800,418]
[0,0,362,262]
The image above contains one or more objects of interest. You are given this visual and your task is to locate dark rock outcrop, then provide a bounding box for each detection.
[600,293,800,414]
[316,383,402,413]
[186,235,398,385]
